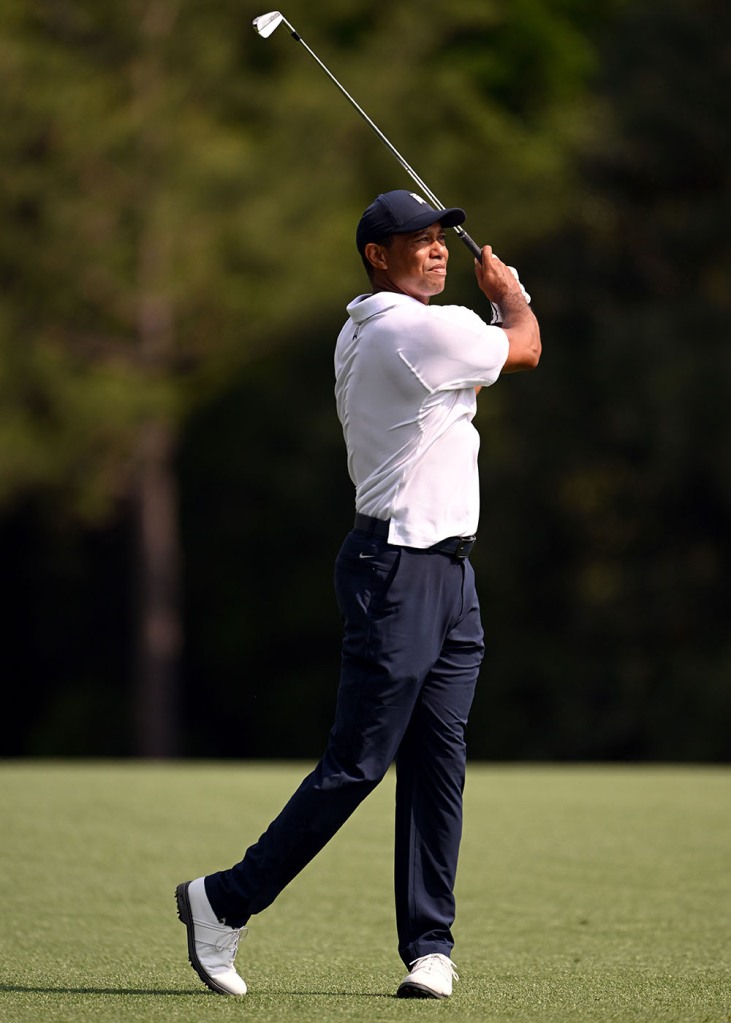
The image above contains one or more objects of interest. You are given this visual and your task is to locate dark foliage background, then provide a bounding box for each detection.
[2,0,729,760]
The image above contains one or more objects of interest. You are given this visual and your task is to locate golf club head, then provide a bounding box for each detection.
[253,12,283,38]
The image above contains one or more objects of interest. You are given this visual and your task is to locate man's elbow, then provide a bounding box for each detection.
[503,331,541,373]
[523,337,542,370]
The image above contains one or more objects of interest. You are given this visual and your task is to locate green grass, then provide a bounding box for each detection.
[0,762,729,1022]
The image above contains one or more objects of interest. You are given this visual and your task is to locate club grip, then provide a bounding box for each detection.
[456,228,483,260]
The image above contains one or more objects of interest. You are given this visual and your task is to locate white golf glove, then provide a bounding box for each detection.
[488,256,531,324]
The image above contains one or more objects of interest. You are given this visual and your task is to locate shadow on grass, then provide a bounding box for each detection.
[0,983,395,999]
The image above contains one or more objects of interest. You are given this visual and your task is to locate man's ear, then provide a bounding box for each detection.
[364,242,388,271]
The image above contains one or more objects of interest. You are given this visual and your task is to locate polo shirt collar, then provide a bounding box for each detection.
[347,291,421,324]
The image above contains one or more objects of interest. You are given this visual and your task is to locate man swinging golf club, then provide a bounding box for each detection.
[176,188,541,999]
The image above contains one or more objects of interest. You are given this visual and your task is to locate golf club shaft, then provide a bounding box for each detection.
[280,17,483,260]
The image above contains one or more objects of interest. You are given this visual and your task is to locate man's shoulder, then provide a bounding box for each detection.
[426,301,491,332]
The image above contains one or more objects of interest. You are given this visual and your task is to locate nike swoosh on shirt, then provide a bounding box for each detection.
[359,552,375,559]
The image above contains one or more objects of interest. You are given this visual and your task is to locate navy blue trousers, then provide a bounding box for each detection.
[205,526,484,966]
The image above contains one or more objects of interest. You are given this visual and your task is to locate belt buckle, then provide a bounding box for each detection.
[454,536,474,559]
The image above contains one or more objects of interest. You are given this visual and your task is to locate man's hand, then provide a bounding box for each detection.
[475,246,528,311]
[475,246,541,373]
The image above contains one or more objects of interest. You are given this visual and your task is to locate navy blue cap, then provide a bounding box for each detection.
[356,190,465,256]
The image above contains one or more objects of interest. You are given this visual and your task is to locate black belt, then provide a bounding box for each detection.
[354,513,476,559]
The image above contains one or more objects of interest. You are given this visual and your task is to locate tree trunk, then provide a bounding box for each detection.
[131,0,183,757]
[131,228,181,756]
[132,417,181,756]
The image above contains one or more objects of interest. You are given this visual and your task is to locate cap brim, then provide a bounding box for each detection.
[393,206,466,234]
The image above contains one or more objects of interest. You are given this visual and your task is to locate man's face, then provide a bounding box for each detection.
[371,222,449,304]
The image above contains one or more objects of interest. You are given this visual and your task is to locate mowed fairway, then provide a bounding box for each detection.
[0,762,728,1023]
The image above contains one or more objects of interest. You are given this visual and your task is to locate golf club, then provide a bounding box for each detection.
[252,11,483,259]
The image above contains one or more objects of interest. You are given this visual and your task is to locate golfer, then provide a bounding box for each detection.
[176,189,541,999]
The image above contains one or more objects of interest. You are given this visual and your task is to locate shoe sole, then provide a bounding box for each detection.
[397,981,448,999]
[175,881,236,997]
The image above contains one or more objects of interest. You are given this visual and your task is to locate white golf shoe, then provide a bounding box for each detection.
[175,877,247,995]
[397,952,459,999]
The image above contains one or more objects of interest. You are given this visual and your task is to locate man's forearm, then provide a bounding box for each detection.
[500,296,541,372]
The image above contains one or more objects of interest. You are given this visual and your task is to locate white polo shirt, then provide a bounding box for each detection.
[334,291,509,548]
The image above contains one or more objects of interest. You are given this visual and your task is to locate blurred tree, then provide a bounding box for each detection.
[6,0,725,762]
[0,0,269,753]
[470,0,731,759]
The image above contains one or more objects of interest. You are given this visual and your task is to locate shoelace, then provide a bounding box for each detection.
[193,919,244,964]
[410,954,459,982]
[213,928,241,962]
